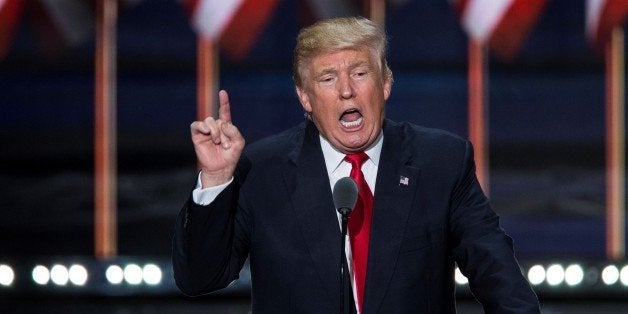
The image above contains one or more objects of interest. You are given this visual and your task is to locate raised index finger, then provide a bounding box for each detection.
[218,90,232,123]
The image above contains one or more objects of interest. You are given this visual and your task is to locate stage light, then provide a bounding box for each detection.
[106,265,124,285]
[68,264,88,286]
[142,264,162,285]
[50,264,69,286]
[527,265,545,285]
[124,264,143,285]
[619,265,628,286]
[454,267,468,285]
[545,264,565,286]
[0,264,15,286]
[601,265,619,285]
[583,266,599,285]
[32,265,50,285]
[564,264,584,286]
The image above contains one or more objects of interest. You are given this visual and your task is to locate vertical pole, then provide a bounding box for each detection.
[468,38,489,195]
[94,0,117,259]
[605,26,625,260]
[197,37,219,120]
[363,0,385,25]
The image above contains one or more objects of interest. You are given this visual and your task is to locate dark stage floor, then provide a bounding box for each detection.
[3,297,628,314]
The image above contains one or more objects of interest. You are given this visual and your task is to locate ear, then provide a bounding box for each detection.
[383,75,392,101]
[296,86,312,113]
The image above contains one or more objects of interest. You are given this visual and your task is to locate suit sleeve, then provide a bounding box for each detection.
[450,141,540,313]
[172,160,252,296]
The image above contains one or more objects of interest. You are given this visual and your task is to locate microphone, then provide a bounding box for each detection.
[332,177,358,314]
[333,177,358,216]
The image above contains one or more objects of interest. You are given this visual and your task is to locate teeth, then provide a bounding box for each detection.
[340,116,363,128]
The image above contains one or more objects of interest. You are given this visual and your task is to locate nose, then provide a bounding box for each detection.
[339,75,355,100]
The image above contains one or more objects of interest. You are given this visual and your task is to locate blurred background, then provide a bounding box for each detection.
[1,0,627,312]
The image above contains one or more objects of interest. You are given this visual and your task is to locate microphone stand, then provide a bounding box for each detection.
[339,208,350,314]
[333,177,357,314]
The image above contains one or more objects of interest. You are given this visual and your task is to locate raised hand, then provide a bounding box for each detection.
[190,90,245,188]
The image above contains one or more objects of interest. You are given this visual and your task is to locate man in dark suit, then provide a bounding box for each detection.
[173,17,540,313]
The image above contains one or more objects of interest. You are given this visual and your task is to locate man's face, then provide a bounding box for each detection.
[296,46,392,153]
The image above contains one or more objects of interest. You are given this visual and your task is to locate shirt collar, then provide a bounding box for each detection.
[319,132,383,174]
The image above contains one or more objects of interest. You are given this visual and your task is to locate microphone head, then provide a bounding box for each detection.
[333,177,358,215]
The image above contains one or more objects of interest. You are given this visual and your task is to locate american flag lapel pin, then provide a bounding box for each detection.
[399,175,409,186]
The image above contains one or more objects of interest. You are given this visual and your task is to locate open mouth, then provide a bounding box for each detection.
[340,109,363,128]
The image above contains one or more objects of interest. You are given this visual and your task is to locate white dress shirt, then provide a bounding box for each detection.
[319,134,382,313]
[191,133,383,313]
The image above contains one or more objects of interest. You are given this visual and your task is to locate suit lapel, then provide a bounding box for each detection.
[365,120,421,312]
[282,122,342,303]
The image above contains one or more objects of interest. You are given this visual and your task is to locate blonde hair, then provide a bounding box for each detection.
[292,16,392,88]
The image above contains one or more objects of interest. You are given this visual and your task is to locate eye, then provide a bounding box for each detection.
[352,70,368,79]
[317,75,336,85]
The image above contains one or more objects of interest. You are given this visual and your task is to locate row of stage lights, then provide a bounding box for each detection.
[3,259,628,296]
[454,263,628,288]
[0,261,164,289]
[31,263,163,286]
[527,264,628,287]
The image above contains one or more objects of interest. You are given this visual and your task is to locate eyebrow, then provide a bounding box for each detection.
[315,67,337,78]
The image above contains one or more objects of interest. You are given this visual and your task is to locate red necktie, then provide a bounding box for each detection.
[345,152,373,313]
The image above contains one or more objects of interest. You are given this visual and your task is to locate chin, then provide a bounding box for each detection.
[341,139,369,151]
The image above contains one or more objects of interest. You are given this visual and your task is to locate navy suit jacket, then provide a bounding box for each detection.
[173,119,540,313]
